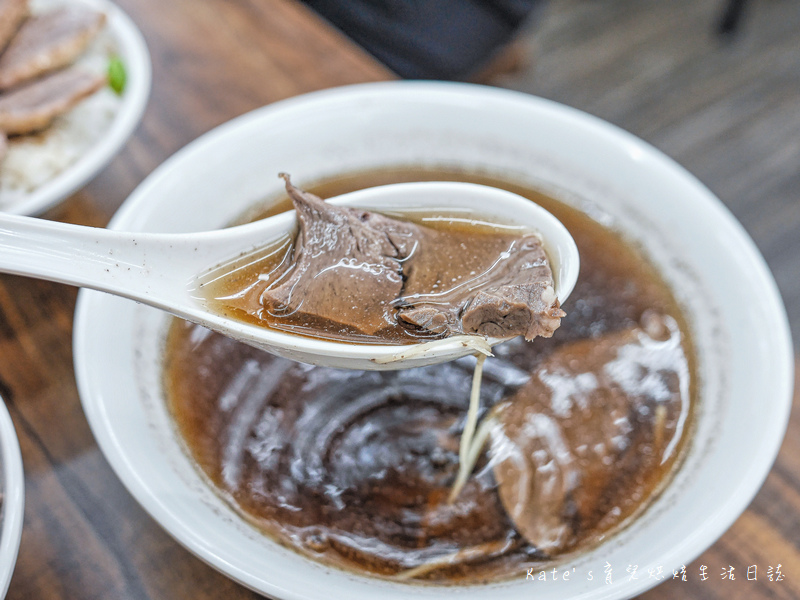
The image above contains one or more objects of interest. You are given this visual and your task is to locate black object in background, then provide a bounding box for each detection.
[300,0,540,80]
[718,0,749,35]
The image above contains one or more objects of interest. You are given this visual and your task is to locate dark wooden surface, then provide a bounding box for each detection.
[0,0,796,598]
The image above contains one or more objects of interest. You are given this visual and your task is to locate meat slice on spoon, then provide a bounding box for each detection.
[263,176,566,341]
[0,68,104,134]
[399,241,565,340]
[0,0,28,53]
[260,175,419,337]
[0,6,105,90]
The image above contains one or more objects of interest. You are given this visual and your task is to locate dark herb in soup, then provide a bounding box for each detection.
[164,168,695,583]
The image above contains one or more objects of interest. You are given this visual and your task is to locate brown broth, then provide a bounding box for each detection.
[163,167,696,583]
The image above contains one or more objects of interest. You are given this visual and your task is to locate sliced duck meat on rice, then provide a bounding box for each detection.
[0,6,105,90]
[0,68,105,135]
[0,0,28,53]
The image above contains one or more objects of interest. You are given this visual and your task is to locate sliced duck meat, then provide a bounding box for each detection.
[260,174,419,337]
[0,68,105,135]
[0,6,105,90]
[461,283,565,340]
[0,0,28,53]
[489,312,689,554]
[399,234,565,340]
[253,176,565,342]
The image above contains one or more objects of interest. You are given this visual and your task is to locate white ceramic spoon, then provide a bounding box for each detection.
[0,181,579,370]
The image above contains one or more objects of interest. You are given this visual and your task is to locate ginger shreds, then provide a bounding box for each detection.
[448,409,498,503]
[375,336,496,505]
[654,403,667,455]
[394,538,516,580]
[372,335,492,364]
[448,353,488,503]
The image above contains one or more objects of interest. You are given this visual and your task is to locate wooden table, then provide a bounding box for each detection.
[0,0,796,598]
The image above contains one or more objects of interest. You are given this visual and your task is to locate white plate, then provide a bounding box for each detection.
[0,0,151,216]
[0,398,24,598]
[73,82,793,600]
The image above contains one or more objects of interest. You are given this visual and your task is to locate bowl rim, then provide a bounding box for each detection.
[0,397,25,598]
[74,81,794,600]
[2,0,152,216]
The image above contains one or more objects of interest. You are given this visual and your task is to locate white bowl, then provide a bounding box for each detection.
[73,82,794,600]
[0,0,151,216]
[0,398,24,598]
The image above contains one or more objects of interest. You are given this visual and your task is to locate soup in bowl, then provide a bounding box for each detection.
[73,82,793,600]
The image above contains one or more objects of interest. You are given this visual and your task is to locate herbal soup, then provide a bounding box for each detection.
[164,168,695,583]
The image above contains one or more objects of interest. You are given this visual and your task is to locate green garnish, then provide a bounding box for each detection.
[108,56,127,95]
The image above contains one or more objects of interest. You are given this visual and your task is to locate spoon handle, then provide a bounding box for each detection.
[0,213,185,306]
